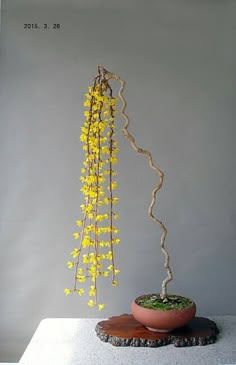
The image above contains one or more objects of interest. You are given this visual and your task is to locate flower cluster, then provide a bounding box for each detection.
[65,79,120,310]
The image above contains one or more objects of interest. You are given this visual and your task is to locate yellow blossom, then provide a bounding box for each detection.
[83,100,90,107]
[89,285,96,297]
[67,261,74,269]
[77,288,85,296]
[98,304,105,311]
[112,238,120,244]
[101,146,110,154]
[96,214,109,222]
[106,251,113,260]
[64,288,71,295]
[99,241,110,247]
[108,181,117,191]
[84,111,90,117]
[80,134,87,143]
[70,248,80,258]
[77,275,86,283]
[88,300,95,307]
[110,156,118,164]
[83,254,89,264]
[82,235,91,248]
[103,197,109,204]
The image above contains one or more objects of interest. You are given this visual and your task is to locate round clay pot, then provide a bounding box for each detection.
[131,294,196,332]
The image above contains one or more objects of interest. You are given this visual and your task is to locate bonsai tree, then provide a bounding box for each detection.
[65,65,174,310]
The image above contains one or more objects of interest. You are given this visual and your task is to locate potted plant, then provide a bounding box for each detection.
[65,65,196,332]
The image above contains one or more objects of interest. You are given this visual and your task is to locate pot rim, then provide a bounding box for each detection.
[133,293,195,312]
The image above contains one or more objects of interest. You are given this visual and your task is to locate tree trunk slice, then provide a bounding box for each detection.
[95,314,219,347]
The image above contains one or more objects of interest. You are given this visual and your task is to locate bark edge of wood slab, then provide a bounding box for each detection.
[95,314,219,347]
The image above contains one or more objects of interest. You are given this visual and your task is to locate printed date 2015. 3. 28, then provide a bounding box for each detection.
[24,24,61,29]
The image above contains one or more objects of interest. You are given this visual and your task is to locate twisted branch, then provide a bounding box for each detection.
[97,66,173,300]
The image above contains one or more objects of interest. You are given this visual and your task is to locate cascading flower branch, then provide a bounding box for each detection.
[64,72,120,310]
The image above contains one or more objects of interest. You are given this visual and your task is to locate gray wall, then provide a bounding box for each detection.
[1,0,236,362]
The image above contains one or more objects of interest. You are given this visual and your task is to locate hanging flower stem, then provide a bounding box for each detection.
[65,69,120,310]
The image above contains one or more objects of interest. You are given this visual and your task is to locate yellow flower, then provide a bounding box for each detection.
[88,299,95,307]
[112,238,120,244]
[82,235,91,248]
[106,251,113,260]
[96,214,109,222]
[103,197,109,205]
[70,248,80,258]
[99,241,109,247]
[112,280,118,287]
[64,288,71,295]
[81,126,88,133]
[114,269,120,275]
[102,271,109,277]
[77,275,86,283]
[86,176,96,185]
[77,288,85,296]
[83,254,89,264]
[88,265,96,274]
[76,220,83,227]
[84,110,90,117]
[83,100,90,107]
[89,285,96,297]
[98,304,105,311]
[73,232,80,239]
[67,261,74,269]
[101,146,110,154]
[89,253,97,265]
[80,134,87,142]
[109,181,117,191]
[110,156,118,164]
[87,212,94,219]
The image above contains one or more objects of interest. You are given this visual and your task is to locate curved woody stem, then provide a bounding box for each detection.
[97,65,173,301]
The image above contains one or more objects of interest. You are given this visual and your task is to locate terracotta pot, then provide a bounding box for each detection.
[131,294,196,332]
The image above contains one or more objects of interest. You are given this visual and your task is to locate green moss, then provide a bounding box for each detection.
[136,294,193,311]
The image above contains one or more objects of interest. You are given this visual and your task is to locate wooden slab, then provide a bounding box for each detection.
[95,314,219,347]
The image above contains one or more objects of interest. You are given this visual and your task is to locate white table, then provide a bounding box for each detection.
[19,316,236,365]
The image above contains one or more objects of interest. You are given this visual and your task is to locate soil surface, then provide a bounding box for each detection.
[136,294,193,310]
